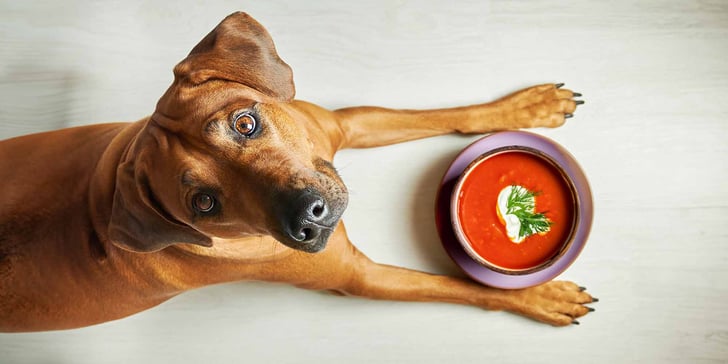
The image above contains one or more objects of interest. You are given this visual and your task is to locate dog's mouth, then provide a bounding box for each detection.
[277,225,336,253]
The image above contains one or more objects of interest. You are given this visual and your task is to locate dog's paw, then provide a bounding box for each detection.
[496,83,584,129]
[505,280,597,326]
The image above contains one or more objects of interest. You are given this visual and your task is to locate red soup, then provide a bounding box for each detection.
[454,150,575,272]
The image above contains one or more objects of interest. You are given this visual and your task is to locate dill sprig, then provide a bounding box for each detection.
[506,185,553,240]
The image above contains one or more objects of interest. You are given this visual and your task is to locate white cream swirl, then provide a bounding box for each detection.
[497,185,524,243]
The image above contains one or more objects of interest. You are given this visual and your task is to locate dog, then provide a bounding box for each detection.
[0,12,594,332]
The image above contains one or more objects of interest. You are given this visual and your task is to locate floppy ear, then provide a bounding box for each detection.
[108,161,212,253]
[174,11,294,101]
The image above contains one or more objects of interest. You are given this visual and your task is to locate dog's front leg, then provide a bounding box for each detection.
[333,83,581,149]
[263,225,594,326]
[336,252,596,326]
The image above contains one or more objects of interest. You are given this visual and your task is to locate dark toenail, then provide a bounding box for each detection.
[555,83,565,88]
[565,113,574,118]
[575,100,585,105]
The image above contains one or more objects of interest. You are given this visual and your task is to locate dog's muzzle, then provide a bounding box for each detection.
[275,188,344,253]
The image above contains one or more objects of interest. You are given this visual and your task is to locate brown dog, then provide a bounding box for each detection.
[0,12,594,332]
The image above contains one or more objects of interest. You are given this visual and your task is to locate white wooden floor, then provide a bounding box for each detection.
[1,1,727,363]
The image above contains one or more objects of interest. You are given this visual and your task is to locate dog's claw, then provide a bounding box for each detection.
[592,297,600,303]
[573,92,582,97]
[587,307,595,312]
[572,320,580,325]
[575,100,585,105]
[578,286,587,292]
[555,83,565,88]
[564,113,574,119]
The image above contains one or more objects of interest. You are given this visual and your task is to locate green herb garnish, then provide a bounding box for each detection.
[506,185,553,241]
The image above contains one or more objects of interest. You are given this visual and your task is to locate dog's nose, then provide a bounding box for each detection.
[287,190,331,243]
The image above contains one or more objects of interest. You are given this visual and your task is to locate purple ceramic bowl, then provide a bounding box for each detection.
[435,131,593,289]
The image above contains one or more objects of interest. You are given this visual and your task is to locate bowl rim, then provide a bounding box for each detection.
[434,131,593,289]
[449,146,580,275]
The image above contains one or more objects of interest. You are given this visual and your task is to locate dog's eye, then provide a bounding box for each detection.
[232,112,257,137]
[192,193,216,213]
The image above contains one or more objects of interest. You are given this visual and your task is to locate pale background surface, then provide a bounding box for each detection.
[1,1,726,363]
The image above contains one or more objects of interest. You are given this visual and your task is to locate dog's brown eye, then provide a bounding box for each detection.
[192,193,215,213]
[233,112,257,136]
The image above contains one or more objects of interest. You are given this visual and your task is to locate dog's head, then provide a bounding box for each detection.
[108,12,348,254]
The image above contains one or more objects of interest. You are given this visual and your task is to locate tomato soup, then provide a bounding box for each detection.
[454,149,575,272]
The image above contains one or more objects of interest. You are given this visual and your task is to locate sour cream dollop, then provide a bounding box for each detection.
[496,185,525,243]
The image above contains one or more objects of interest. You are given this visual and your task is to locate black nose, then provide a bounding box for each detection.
[286,190,331,243]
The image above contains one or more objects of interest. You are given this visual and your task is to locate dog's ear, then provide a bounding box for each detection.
[108,161,212,253]
[174,12,294,101]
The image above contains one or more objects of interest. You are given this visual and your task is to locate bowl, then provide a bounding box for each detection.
[435,131,592,289]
